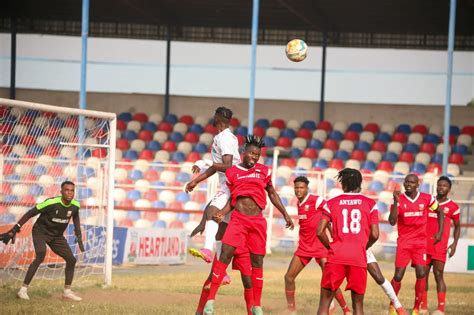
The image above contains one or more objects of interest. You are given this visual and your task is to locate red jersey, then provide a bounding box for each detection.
[225,163,272,210]
[396,192,438,245]
[427,198,460,249]
[323,193,378,268]
[296,194,328,257]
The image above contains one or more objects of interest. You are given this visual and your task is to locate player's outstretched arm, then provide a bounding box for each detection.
[266,185,294,229]
[366,223,379,249]
[213,199,232,223]
[388,190,400,226]
[1,207,40,245]
[317,218,331,249]
[433,204,445,244]
[73,211,85,252]
[448,219,461,257]
[185,167,217,193]
[209,154,234,173]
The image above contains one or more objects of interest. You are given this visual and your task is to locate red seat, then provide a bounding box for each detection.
[162,141,177,152]
[427,163,442,174]
[280,158,296,168]
[158,122,173,132]
[0,124,13,134]
[143,211,158,221]
[260,147,268,158]
[144,169,160,181]
[276,137,292,148]
[324,139,339,151]
[184,132,199,143]
[364,123,380,133]
[230,117,240,128]
[44,126,60,137]
[392,132,408,143]
[48,165,63,176]
[65,117,78,128]
[19,115,34,125]
[302,148,318,159]
[317,120,332,132]
[253,126,265,138]
[186,152,201,162]
[386,180,401,191]
[169,220,184,229]
[412,124,428,135]
[133,112,148,123]
[116,119,127,131]
[42,111,56,118]
[448,153,464,165]
[440,135,456,145]
[420,143,435,154]
[204,124,218,135]
[144,191,158,202]
[119,218,134,227]
[344,131,359,141]
[351,150,366,161]
[139,149,154,161]
[377,161,393,172]
[44,146,59,157]
[399,152,414,163]
[461,126,474,135]
[169,201,183,210]
[121,159,134,171]
[236,135,245,146]
[371,141,387,152]
[138,130,153,141]
[92,148,107,158]
[271,119,286,129]
[21,135,36,146]
[117,139,130,151]
[297,128,312,140]
[179,115,194,125]
[329,159,344,170]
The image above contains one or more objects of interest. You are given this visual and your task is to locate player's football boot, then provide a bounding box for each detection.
[189,248,213,263]
[204,300,215,315]
[221,274,231,286]
[251,306,264,315]
[411,309,420,315]
[389,304,397,315]
[17,288,30,300]
[396,307,408,315]
[63,290,83,301]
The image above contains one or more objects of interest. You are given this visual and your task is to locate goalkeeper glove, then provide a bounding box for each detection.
[1,224,21,245]
[75,230,85,252]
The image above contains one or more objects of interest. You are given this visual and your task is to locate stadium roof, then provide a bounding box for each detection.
[1,0,474,50]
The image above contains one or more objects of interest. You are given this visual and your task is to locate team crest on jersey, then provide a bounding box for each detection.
[419,204,425,210]
[67,211,72,217]
[304,205,310,211]
[443,207,449,214]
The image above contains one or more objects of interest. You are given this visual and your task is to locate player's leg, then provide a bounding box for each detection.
[284,255,306,311]
[241,273,254,314]
[319,263,346,315]
[18,230,48,299]
[48,236,81,301]
[215,221,231,285]
[189,203,220,263]
[247,212,267,314]
[432,259,447,314]
[319,258,351,314]
[350,291,364,315]
[250,253,264,314]
[413,264,427,313]
[318,287,336,315]
[420,263,432,314]
[367,262,405,314]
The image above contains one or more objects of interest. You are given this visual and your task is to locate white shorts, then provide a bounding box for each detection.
[209,185,231,223]
[366,249,377,264]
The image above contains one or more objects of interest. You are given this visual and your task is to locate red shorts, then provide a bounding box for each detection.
[232,246,252,276]
[427,238,448,264]
[321,262,367,295]
[222,210,267,256]
[395,242,427,268]
[295,253,325,266]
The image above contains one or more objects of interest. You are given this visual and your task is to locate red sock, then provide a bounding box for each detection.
[285,290,296,310]
[244,288,255,315]
[252,267,264,307]
[335,290,350,312]
[438,291,446,312]
[391,279,401,296]
[207,260,228,300]
[414,279,426,310]
[196,278,211,313]
[421,290,428,310]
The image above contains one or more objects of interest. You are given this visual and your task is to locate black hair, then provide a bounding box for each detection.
[215,107,233,123]
[61,181,75,188]
[244,134,265,149]
[437,175,452,188]
[294,176,309,186]
[336,168,362,192]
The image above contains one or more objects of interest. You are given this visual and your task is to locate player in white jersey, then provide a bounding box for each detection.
[185,106,241,265]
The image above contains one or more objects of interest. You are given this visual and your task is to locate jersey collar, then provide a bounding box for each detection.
[236,164,255,171]
[403,191,420,203]
[298,193,311,206]
[438,198,451,206]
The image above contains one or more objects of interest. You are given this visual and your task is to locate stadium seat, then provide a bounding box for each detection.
[415,152,431,166]
[308,139,324,150]
[329,159,344,170]
[420,142,435,154]
[328,131,343,141]
[324,139,339,151]
[427,163,442,174]
[262,136,276,147]
[359,131,375,144]
[374,132,390,144]
[461,125,474,135]
[368,180,384,193]
[398,151,414,163]
[271,119,286,129]
[396,124,411,134]
[173,122,188,135]
[162,141,177,152]
[177,115,193,126]
[373,170,390,184]
[410,163,427,174]
[158,122,173,133]
[290,148,302,158]
[292,137,307,149]
[334,150,350,161]
[371,141,387,152]
[253,126,266,138]
[154,150,170,162]
[457,134,472,146]
[235,126,248,136]
[130,139,146,152]
[281,128,297,139]
[407,133,423,146]
[116,138,130,151]
[364,123,380,134]
[266,127,280,139]
[339,140,355,153]
[317,120,332,131]
[345,159,361,170]
[333,121,348,133]
[276,137,292,148]
[412,124,428,135]
[153,131,168,143]
[380,123,395,134]
[447,163,460,176]
[392,132,408,143]
[449,153,464,165]
[256,118,270,129]
[122,130,138,141]
[424,134,440,144]
[436,143,450,155]
[382,151,398,163]
[431,153,443,165]
[188,124,204,135]
[138,149,154,161]
[348,122,363,133]
[297,128,312,140]
[404,143,419,154]
[296,157,312,170]
[312,129,327,142]
[123,149,139,160]
[313,159,329,170]
[377,161,393,172]
[118,112,133,122]
[302,148,318,159]
[366,150,382,164]
[394,161,410,174]
[344,131,359,142]
[350,150,366,161]
[301,120,317,130]
[286,119,300,130]
[361,160,376,172]
[355,141,371,152]
[452,144,468,155]
[280,158,297,168]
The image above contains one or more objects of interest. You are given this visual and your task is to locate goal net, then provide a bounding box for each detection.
[0,98,116,286]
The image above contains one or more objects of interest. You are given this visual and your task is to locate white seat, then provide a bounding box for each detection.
[36,135,51,148]
[366,150,382,164]
[436,143,450,155]
[339,140,354,152]
[134,180,151,193]
[194,115,208,127]
[148,113,163,124]
[292,137,307,150]
[240,118,249,127]
[126,120,142,133]
[429,125,443,136]
[153,131,168,143]
[177,141,193,155]
[160,170,176,184]
[279,185,294,198]
[378,190,395,204]
[286,119,300,130]
[134,218,153,228]
[296,157,312,170]
[159,190,176,204]
[12,184,28,197]
[173,122,188,135]
[154,150,170,162]
[387,142,403,155]
[113,188,127,202]
[60,127,76,139]
[266,127,280,138]
[115,149,123,160]
[359,131,375,144]
[134,159,150,173]
[318,148,334,161]
[38,174,55,186]
[408,133,423,146]
[457,134,472,146]
[37,155,54,167]
[333,121,348,133]
[380,123,395,134]
[394,162,410,175]
[12,124,28,137]
[277,166,293,180]
[328,188,344,198]
[373,170,390,184]
[415,152,431,166]
[130,139,146,152]
[324,167,339,179]
[447,163,460,176]
[199,133,214,146]
[114,168,128,181]
[345,159,361,170]
[312,129,327,142]
[60,146,76,159]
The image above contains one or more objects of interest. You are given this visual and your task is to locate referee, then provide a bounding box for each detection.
[1,181,84,301]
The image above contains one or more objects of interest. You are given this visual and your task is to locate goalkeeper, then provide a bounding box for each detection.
[1,181,84,301]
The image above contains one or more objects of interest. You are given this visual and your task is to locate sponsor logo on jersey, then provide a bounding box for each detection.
[304,205,310,211]
[236,173,261,180]
[404,211,424,217]
[419,204,425,210]
[298,214,307,220]
[67,211,72,217]
[52,218,69,224]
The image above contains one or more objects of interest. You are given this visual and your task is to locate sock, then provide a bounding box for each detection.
[207,259,228,300]
[381,279,402,309]
[204,220,219,250]
[391,279,402,297]
[196,278,212,313]
[244,288,255,315]
[252,268,264,307]
[335,290,350,312]
[285,290,296,310]
[19,286,27,293]
[414,278,426,310]
[64,288,72,294]
[421,290,428,310]
[437,291,446,312]
[216,240,222,258]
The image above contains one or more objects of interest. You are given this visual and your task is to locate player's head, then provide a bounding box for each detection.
[242,135,265,168]
[403,174,419,194]
[61,181,75,202]
[336,168,362,193]
[213,106,233,130]
[436,175,452,197]
[293,176,309,200]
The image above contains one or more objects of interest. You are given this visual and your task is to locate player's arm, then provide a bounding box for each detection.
[432,203,444,245]
[389,190,401,226]
[366,223,379,249]
[185,167,217,193]
[317,217,331,250]
[1,207,40,245]
[188,154,233,189]
[190,200,212,237]
[213,199,232,223]
[266,184,294,229]
[72,210,85,252]
[448,218,461,257]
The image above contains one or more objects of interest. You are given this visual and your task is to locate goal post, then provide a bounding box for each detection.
[0,98,116,286]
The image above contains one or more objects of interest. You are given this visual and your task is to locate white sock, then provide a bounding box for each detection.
[203,220,218,250]
[381,278,402,309]
[215,241,222,258]
[64,288,72,294]
[19,286,27,293]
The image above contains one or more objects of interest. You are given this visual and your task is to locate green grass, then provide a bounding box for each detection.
[1,257,473,314]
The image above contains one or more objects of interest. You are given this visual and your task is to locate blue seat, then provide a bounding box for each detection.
[25,109,41,118]
[375,132,391,143]
[424,134,440,144]
[281,128,296,139]
[361,160,376,172]
[452,144,468,155]
[368,181,384,193]
[127,189,141,200]
[28,184,44,195]
[302,120,317,130]
[4,195,18,203]
[348,123,363,133]
[0,213,16,224]
[450,125,460,136]
[280,197,289,207]
[128,169,144,180]
[396,124,411,134]
[176,172,191,183]
[164,114,178,124]
[432,154,443,164]
[153,220,167,228]
[51,136,67,147]
[118,112,133,122]
[264,157,273,166]
[255,118,270,129]
[193,143,208,153]
[313,159,328,169]
[355,141,371,152]
[275,176,287,187]
[382,151,398,162]
[235,126,248,136]
[189,124,204,134]
[150,162,165,172]
[142,122,157,132]
[28,125,44,136]
[308,139,323,149]
[419,183,430,193]
[146,140,161,151]
[294,167,306,177]
[27,145,43,155]
[176,212,190,222]
[152,200,166,208]
[262,136,276,147]
[127,211,141,220]
[171,152,186,162]
[77,187,93,199]
[410,163,427,174]
[122,130,138,141]
[334,150,350,161]
[376,201,388,213]
[291,148,302,158]
[6,174,21,181]
[4,134,20,145]
[404,143,419,154]
[328,131,343,141]
[123,150,139,160]
[175,192,190,203]
[169,132,184,143]
[48,117,65,128]
[326,179,335,190]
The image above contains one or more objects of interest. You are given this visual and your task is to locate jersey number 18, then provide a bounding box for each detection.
[342,208,361,234]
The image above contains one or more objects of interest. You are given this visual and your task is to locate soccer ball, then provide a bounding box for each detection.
[285,39,308,62]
